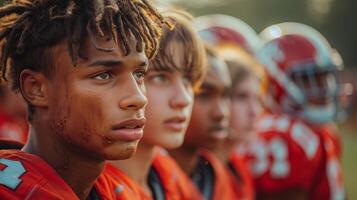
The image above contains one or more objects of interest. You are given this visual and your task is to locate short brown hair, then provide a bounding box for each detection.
[217,45,267,95]
[150,9,206,91]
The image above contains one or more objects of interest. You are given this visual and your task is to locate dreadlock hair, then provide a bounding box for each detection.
[0,0,170,91]
[150,9,206,92]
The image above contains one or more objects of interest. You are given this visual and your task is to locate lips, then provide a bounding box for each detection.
[111,118,146,141]
[163,116,187,132]
[209,125,229,140]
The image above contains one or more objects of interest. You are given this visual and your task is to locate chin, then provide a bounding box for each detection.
[104,142,138,160]
[161,134,185,150]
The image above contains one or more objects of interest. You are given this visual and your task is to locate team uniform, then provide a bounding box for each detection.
[191,150,236,200]
[310,124,345,200]
[151,148,203,200]
[96,162,151,200]
[96,147,203,200]
[228,149,255,200]
[243,113,345,199]
[0,150,79,200]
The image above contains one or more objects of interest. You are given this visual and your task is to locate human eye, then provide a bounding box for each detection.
[133,69,147,83]
[148,73,169,84]
[182,74,193,86]
[197,89,211,99]
[92,71,113,81]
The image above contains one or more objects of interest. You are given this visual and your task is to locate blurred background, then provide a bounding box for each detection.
[0,0,355,197]
[157,0,357,198]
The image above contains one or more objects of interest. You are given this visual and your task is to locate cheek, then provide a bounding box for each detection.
[50,88,108,148]
[230,102,247,127]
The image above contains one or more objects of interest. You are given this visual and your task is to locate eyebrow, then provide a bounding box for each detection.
[89,59,123,67]
[200,83,216,91]
[89,59,148,68]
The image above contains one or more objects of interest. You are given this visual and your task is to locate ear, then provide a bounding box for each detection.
[19,69,49,107]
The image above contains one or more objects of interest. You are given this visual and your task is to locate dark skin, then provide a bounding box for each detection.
[170,55,231,175]
[21,35,148,199]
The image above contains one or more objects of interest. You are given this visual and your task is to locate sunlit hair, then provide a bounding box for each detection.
[150,9,206,91]
[0,0,170,89]
[217,44,267,96]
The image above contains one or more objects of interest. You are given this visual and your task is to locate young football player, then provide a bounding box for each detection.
[0,0,167,199]
[170,44,236,200]
[215,46,264,200]
[96,10,206,199]
[194,14,263,200]
[244,22,346,200]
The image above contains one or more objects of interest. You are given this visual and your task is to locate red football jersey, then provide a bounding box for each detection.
[242,113,346,199]
[0,150,79,200]
[95,163,151,200]
[243,113,324,195]
[96,148,203,200]
[198,150,237,200]
[229,149,255,200]
[152,148,203,200]
[309,124,346,200]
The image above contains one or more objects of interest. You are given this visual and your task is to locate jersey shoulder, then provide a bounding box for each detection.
[229,150,255,200]
[96,163,150,200]
[0,150,78,200]
[152,148,203,200]
[199,150,237,200]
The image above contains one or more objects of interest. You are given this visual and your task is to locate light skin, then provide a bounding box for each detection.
[20,35,148,200]
[170,54,231,175]
[213,75,262,163]
[230,76,261,141]
[110,43,194,196]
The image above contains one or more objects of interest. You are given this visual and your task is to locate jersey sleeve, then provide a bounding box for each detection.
[0,150,79,200]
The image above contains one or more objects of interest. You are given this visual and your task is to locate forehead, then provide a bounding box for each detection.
[203,56,231,89]
[52,34,147,69]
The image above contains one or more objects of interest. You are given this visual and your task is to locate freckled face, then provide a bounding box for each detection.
[47,36,148,160]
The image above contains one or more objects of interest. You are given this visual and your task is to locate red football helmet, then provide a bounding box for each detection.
[259,22,340,124]
[193,14,262,54]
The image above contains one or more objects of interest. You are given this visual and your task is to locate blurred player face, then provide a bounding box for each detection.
[142,68,193,149]
[183,55,231,150]
[45,36,148,160]
[230,76,261,143]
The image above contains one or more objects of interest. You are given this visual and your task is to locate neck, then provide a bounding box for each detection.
[169,146,199,176]
[212,140,236,163]
[22,121,104,200]
[110,142,155,196]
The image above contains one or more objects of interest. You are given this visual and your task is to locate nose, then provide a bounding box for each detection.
[211,98,230,122]
[169,80,193,109]
[248,98,261,120]
[119,77,147,110]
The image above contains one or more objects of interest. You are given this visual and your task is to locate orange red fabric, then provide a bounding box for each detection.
[0,150,79,200]
[229,150,255,200]
[198,149,237,200]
